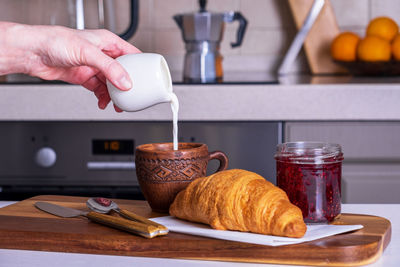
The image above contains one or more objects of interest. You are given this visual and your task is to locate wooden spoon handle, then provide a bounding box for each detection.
[118,208,169,235]
[86,211,159,238]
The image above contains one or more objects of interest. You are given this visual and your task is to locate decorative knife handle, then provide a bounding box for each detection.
[86,211,159,238]
[118,208,169,235]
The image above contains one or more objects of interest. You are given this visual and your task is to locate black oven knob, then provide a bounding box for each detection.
[35,147,57,168]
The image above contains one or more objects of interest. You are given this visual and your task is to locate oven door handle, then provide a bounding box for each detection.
[87,162,136,170]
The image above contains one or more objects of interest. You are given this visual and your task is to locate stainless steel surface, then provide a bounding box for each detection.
[278,0,325,75]
[0,121,279,200]
[97,0,105,29]
[86,197,169,235]
[87,198,119,213]
[75,0,85,30]
[176,12,225,42]
[35,201,159,238]
[183,41,222,83]
[104,0,116,32]
[174,1,247,83]
[174,10,225,83]
[35,201,87,217]
[86,161,135,170]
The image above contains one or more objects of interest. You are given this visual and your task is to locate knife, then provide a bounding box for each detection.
[34,201,159,238]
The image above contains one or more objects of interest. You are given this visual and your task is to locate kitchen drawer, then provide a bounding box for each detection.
[285,122,400,203]
[285,122,400,160]
[342,163,400,203]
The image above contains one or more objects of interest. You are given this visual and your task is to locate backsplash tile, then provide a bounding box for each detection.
[130,29,153,53]
[153,29,185,56]
[240,0,293,28]
[0,0,399,76]
[139,0,153,29]
[153,0,196,29]
[240,29,288,55]
[207,0,240,11]
[371,0,400,24]
[220,29,241,56]
[331,0,369,30]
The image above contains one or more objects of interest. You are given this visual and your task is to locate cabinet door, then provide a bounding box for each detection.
[285,122,400,203]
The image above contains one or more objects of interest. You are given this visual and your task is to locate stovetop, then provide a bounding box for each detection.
[171,71,279,85]
[2,72,400,86]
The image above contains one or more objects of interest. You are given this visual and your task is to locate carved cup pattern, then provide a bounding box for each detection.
[135,156,208,183]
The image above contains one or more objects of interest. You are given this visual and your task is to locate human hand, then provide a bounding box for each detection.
[0,22,141,111]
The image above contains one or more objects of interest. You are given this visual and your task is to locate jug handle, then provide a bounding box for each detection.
[226,11,248,48]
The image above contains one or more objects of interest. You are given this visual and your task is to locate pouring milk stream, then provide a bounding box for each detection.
[106,53,179,150]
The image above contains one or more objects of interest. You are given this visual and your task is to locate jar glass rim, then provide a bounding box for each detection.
[275,141,343,164]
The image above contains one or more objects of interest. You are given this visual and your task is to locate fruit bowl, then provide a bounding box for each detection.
[334,60,400,76]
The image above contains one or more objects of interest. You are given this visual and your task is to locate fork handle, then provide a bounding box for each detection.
[86,211,159,238]
[118,208,169,235]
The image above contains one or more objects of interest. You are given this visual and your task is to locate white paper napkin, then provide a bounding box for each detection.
[150,216,363,247]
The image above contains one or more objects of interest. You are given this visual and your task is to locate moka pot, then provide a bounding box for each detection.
[174,0,247,83]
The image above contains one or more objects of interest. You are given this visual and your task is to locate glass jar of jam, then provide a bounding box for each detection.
[275,142,343,223]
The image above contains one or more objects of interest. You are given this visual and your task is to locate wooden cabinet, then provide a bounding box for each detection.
[285,122,400,203]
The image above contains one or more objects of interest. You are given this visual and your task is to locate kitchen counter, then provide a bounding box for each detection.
[0,201,399,267]
[1,76,400,121]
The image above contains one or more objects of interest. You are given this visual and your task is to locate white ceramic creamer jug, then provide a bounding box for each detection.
[106,53,174,112]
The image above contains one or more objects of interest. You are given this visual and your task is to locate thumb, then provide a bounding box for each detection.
[82,45,132,91]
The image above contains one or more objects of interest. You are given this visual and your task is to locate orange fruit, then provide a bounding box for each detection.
[330,32,360,61]
[366,17,399,41]
[392,34,400,60]
[357,36,391,61]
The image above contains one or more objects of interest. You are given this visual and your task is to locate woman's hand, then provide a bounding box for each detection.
[0,22,141,111]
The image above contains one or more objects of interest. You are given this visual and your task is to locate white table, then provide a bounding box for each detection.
[0,202,399,267]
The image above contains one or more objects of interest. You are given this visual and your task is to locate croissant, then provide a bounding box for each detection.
[169,169,306,238]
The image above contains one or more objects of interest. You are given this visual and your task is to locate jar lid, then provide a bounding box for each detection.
[274,141,343,164]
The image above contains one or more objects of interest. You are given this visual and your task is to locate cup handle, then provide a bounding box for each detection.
[208,151,229,172]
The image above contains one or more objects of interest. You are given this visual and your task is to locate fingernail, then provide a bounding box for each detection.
[117,76,132,90]
[99,100,106,110]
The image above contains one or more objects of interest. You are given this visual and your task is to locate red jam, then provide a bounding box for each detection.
[275,142,343,223]
[94,197,112,207]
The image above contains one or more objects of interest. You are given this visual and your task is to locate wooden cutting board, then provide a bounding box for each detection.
[288,0,347,74]
[0,195,391,266]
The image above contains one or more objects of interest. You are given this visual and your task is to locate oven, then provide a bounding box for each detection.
[0,121,281,200]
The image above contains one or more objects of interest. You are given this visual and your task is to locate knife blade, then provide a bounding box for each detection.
[34,202,160,238]
[35,201,85,217]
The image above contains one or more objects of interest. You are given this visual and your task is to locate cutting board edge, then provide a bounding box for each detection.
[0,238,384,267]
[0,195,392,266]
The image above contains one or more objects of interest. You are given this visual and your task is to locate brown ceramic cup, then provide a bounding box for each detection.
[135,142,229,213]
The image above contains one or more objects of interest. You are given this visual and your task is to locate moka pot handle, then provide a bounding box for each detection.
[225,11,248,48]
